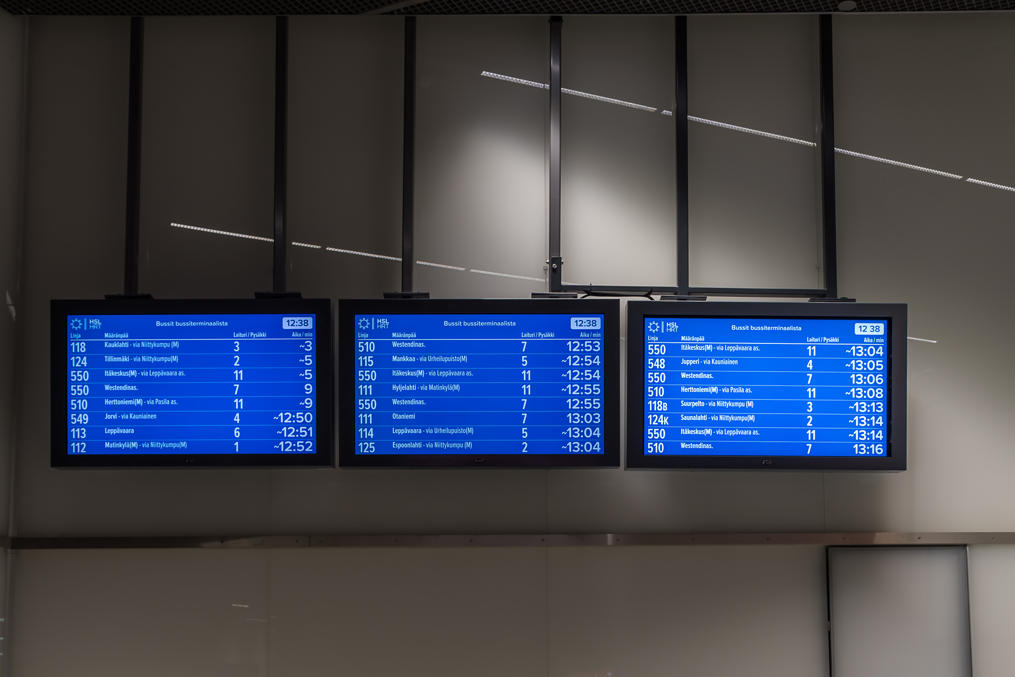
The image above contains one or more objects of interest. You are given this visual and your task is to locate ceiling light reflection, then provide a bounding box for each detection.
[561,87,657,113]
[688,115,816,147]
[469,268,545,282]
[418,260,467,271]
[169,222,273,243]
[481,69,1015,191]
[481,71,547,91]
[965,177,1015,192]
[171,223,542,283]
[833,148,962,180]
[325,246,401,262]
[481,71,656,113]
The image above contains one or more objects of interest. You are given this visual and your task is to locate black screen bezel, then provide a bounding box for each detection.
[51,297,334,468]
[338,298,620,468]
[626,301,907,471]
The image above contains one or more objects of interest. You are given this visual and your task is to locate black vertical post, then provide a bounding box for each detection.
[818,14,838,299]
[401,17,416,294]
[675,17,689,296]
[548,17,562,292]
[273,16,289,295]
[124,16,144,296]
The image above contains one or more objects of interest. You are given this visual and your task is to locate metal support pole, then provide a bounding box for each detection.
[818,14,838,299]
[401,17,416,293]
[123,16,144,296]
[675,17,689,296]
[548,16,563,292]
[272,16,289,294]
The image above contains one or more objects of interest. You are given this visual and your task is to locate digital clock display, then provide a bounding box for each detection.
[570,317,602,330]
[283,316,314,330]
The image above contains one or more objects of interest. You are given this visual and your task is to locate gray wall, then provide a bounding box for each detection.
[11,545,829,677]
[6,11,1015,677]
[288,16,403,298]
[688,15,821,289]
[829,14,1015,531]
[561,16,676,287]
[139,17,275,298]
[416,17,548,297]
[16,16,132,536]
[0,8,24,537]
[0,10,24,671]
[27,12,1015,538]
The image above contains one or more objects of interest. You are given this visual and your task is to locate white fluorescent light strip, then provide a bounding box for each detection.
[481,71,548,91]
[418,260,467,271]
[560,87,657,113]
[833,148,963,180]
[965,177,1015,192]
[484,71,1015,193]
[172,223,538,281]
[482,71,656,113]
[687,115,816,147]
[325,246,401,262]
[469,268,545,282]
[907,336,939,344]
[169,222,273,243]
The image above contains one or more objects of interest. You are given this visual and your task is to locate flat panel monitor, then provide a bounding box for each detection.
[626,301,907,470]
[339,299,619,467]
[52,298,333,467]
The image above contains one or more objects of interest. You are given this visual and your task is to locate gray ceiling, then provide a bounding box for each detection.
[2,0,1015,13]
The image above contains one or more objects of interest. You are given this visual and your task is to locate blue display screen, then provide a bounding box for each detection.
[643,316,890,457]
[353,313,606,455]
[65,313,319,455]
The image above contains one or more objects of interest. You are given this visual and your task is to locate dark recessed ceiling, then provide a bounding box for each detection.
[2,0,1014,13]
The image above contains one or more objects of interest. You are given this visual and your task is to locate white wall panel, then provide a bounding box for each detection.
[968,545,1015,677]
[11,549,269,677]
[549,545,827,677]
[687,16,820,290]
[15,17,138,536]
[267,467,548,534]
[560,16,676,288]
[829,546,971,677]
[415,17,547,298]
[268,547,547,677]
[13,18,274,538]
[139,17,275,297]
[548,468,826,532]
[287,17,402,299]
[826,14,1015,531]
